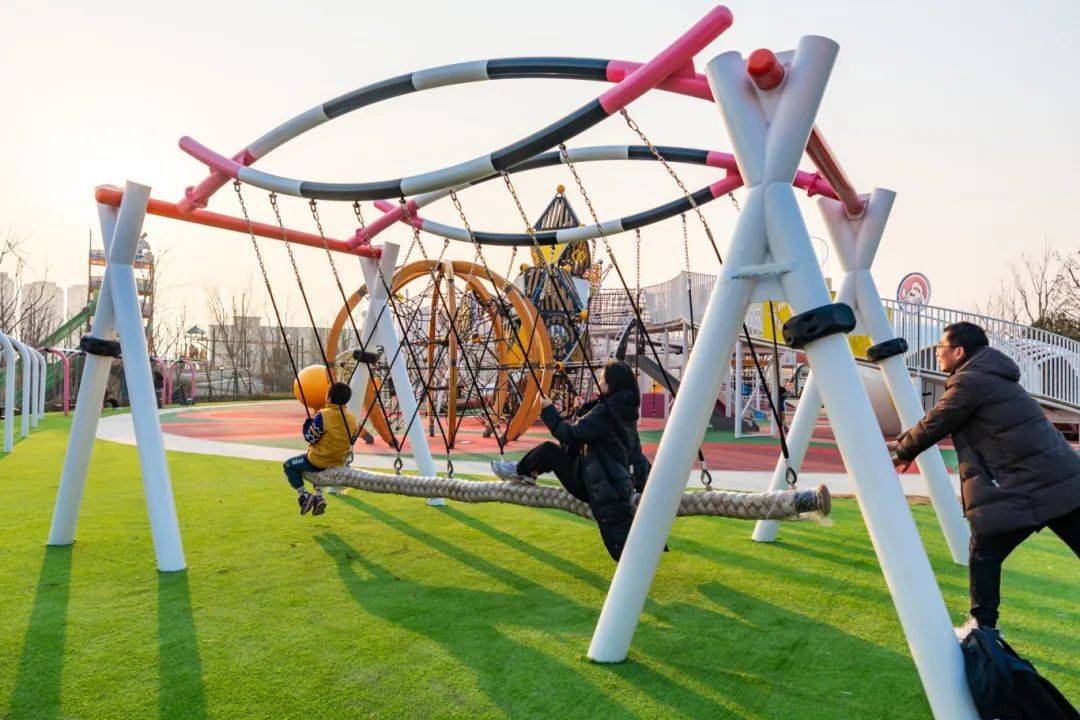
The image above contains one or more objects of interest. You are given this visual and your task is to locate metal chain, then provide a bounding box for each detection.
[500,169,603,396]
[620,108,720,253]
[232,182,312,419]
[681,212,691,277]
[634,228,642,298]
[558,143,715,482]
[621,110,789,485]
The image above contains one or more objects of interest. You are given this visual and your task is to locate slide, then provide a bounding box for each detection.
[629,354,757,433]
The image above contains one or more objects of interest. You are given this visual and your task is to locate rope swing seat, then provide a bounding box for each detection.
[307,466,831,522]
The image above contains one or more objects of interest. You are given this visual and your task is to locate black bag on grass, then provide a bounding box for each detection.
[960,626,1077,719]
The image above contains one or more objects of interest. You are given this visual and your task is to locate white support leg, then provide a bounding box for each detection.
[589,186,769,661]
[13,339,31,438]
[819,193,969,564]
[733,339,743,438]
[357,243,440,490]
[27,348,38,427]
[753,190,968,565]
[35,347,46,421]
[751,373,822,542]
[48,202,121,546]
[766,182,975,720]
[590,37,977,720]
[49,182,185,573]
[0,332,15,451]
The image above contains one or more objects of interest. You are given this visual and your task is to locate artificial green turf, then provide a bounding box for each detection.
[1,414,1076,719]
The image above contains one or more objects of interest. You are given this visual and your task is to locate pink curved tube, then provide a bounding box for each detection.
[178,138,244,182]
[597,6,732,113]
[180,149,256,214]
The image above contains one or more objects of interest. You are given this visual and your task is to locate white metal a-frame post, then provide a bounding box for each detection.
[48,181,186,572]
[588,37,978,720]
[751,190,971,564]
[12,336,31,438]
[0,331,15,451]
[348,242,441,491]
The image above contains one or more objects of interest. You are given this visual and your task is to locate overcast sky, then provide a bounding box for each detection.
[2,0,1077,328]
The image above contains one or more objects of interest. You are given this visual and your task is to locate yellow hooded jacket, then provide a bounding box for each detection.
[304,403,358,470]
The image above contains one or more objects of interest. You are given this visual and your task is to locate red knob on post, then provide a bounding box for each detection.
[747,48,785,91]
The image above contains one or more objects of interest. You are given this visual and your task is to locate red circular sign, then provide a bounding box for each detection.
[897,272,930,307]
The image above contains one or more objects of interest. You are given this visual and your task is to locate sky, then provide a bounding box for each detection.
[2,0,1078,330]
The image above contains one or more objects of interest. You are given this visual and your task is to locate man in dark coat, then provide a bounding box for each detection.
[491,360,643,561]
[888,321,1080,632]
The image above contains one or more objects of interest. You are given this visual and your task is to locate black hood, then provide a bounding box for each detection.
[602,388,641,422]
[956,346,1020,383]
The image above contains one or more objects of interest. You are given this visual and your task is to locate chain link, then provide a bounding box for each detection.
[680,213,691,277]
[620,109,721,254]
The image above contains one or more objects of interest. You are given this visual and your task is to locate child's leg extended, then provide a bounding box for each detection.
[283,454,313,491]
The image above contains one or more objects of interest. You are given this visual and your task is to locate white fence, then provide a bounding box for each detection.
[883,300,1080,411]
[599,271,1080,413]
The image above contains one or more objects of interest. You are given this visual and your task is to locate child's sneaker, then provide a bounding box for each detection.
[298,489,317,515]
[311,493,327,516]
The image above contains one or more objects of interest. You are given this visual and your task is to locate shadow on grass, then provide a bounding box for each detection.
[158,571,207,720]
[437,505,610,592]
[630,581,930,719]
[8,546,72,720]
[329,498,810,718]
[314,532,652,718]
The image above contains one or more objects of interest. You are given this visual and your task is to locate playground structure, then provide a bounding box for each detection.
[50,6,1073,716]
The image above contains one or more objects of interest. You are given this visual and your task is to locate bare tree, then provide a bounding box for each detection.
[1,230,64,344]
[206,282,261,395]
[979,240,1080,340]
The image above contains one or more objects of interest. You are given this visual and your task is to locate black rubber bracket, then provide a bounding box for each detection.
[352,348,380,364]
[866,337,909,363]
[781,303,857,350]
[79,335,122,358]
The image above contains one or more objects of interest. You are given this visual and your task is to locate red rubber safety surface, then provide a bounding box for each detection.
[158,400,957,473]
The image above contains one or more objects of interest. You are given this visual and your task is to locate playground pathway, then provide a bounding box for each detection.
[96,401,960,498]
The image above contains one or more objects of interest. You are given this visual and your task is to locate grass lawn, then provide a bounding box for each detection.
[2,414,1077,719]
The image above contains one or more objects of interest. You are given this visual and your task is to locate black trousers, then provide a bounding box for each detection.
[517,441,588,502]
[969,505,1080,627]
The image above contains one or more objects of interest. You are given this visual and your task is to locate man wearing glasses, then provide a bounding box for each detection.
[888,321,1080,635]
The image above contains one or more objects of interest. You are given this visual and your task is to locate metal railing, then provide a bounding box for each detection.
[882,300,1080,411]
[592,270,1080,413]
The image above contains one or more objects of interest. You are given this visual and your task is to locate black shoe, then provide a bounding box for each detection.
[298,490,317,515]
[311,493,327,516]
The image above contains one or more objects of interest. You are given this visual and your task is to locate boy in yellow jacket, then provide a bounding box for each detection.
[283,382,358,516]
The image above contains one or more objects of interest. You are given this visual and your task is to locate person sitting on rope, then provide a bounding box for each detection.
[491,359,645,560]
[283,382,359,517]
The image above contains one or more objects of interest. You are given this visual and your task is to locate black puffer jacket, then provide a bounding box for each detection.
[541,389,640,560]
[896,346,1080,535]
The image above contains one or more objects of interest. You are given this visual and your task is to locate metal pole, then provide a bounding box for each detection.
[0,332,15,451]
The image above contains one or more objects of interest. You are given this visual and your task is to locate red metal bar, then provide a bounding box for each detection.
[805,128,864,217]
[94,186,381,258]
[744,50,865,217]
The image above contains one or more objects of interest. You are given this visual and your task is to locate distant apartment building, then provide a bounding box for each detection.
[20,280,65,342]
[67,284,90,319]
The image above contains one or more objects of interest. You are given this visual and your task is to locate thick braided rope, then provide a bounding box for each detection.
[308,467,830,521]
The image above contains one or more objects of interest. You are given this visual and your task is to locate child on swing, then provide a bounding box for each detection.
[283,382,358,516]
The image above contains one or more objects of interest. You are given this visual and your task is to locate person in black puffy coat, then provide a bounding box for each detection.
[491,360,646,561]
[889,321,1080,632]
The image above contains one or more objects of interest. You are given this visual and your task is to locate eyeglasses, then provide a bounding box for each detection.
[936,343,959,350]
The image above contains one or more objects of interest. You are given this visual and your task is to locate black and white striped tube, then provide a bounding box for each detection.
[179,4,733,207]
[368,144,736,247]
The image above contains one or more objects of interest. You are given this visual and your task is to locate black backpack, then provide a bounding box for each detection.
[961,626,1078,719]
